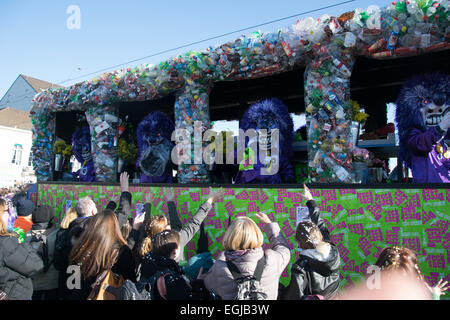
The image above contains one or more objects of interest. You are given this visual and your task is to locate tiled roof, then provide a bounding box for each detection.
[0,107,32,130]
[21,74,62,93]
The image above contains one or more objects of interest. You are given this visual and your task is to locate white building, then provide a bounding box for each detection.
[0,107,36,187]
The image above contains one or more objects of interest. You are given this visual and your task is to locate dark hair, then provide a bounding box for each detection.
[375,246,423,281]
[295,221,323,250]
[69,209,127,280]
[120,219,132,241]
[152,229,180,259]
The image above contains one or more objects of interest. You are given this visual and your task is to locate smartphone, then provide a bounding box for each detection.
[136,203,145,217]
[296,206,310,226]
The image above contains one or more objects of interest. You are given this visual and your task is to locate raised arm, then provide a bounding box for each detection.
[164,187,182,232]
[255,212,290,270]
[115,172,132,228]
[178,187,223,248]
[299,184,330,243]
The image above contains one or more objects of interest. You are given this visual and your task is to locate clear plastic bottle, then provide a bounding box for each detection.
[323,156,353,182]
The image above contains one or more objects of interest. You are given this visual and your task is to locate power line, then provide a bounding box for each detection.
[56,0,356,85]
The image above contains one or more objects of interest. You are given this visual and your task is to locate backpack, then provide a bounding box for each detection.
[102,279,150,300]
[300,260,324,300]
[88,250,125,300]
[226,256,268,300]
[135,268,177,300]
[29,226,55,273]
[88,269,125,300]
[53,228,71,271]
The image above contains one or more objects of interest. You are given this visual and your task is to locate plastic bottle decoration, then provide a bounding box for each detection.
[174,83,212,183]
[84,105,119,182]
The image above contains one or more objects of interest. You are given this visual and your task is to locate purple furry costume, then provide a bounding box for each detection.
[72,126,96,182]
[136,111,175,183]
[395,73,450,183]
[235,98,295,184]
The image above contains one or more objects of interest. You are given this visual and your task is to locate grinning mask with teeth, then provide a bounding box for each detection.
[420,93,448,127]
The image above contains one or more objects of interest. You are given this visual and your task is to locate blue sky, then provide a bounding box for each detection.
[0,0,393,101]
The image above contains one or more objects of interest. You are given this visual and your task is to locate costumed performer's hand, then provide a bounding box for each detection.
[120,172,129,193]
[438,111,450,132]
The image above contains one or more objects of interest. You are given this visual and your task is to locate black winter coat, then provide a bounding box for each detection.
[0,235,44,300]
[281,200,341,300]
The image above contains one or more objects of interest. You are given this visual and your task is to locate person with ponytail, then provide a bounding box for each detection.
[139,215,170,258]
[137,187,223,291]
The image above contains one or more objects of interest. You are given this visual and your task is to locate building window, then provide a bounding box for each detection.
[11,144,23,165]
[28,152,33,167]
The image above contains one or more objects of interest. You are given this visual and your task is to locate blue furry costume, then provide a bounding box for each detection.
[235,98,295,184]
[395,73,450,183]
[136,111,175,183]
[72,126,96,182]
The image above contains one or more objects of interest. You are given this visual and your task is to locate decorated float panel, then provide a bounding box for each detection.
[37,182,450,297]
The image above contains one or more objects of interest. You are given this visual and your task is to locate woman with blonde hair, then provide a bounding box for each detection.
[0,198,44,300]
[200,212,290,300]
[67,209,136,300]
[59,207,77,230]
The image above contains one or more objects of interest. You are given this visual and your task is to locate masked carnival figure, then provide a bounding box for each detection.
[235,98,295,184]
[137,111,175,183]
[72,126,96,182]
[396,73,450,183]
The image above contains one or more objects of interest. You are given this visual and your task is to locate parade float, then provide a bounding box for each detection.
[31,1,449,294]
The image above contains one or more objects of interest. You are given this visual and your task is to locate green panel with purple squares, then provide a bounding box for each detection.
[38,184,450,297]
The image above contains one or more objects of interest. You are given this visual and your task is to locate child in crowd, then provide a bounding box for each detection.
[136,229,214,300]
[374,246,449,300]
[281,185,341,300]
